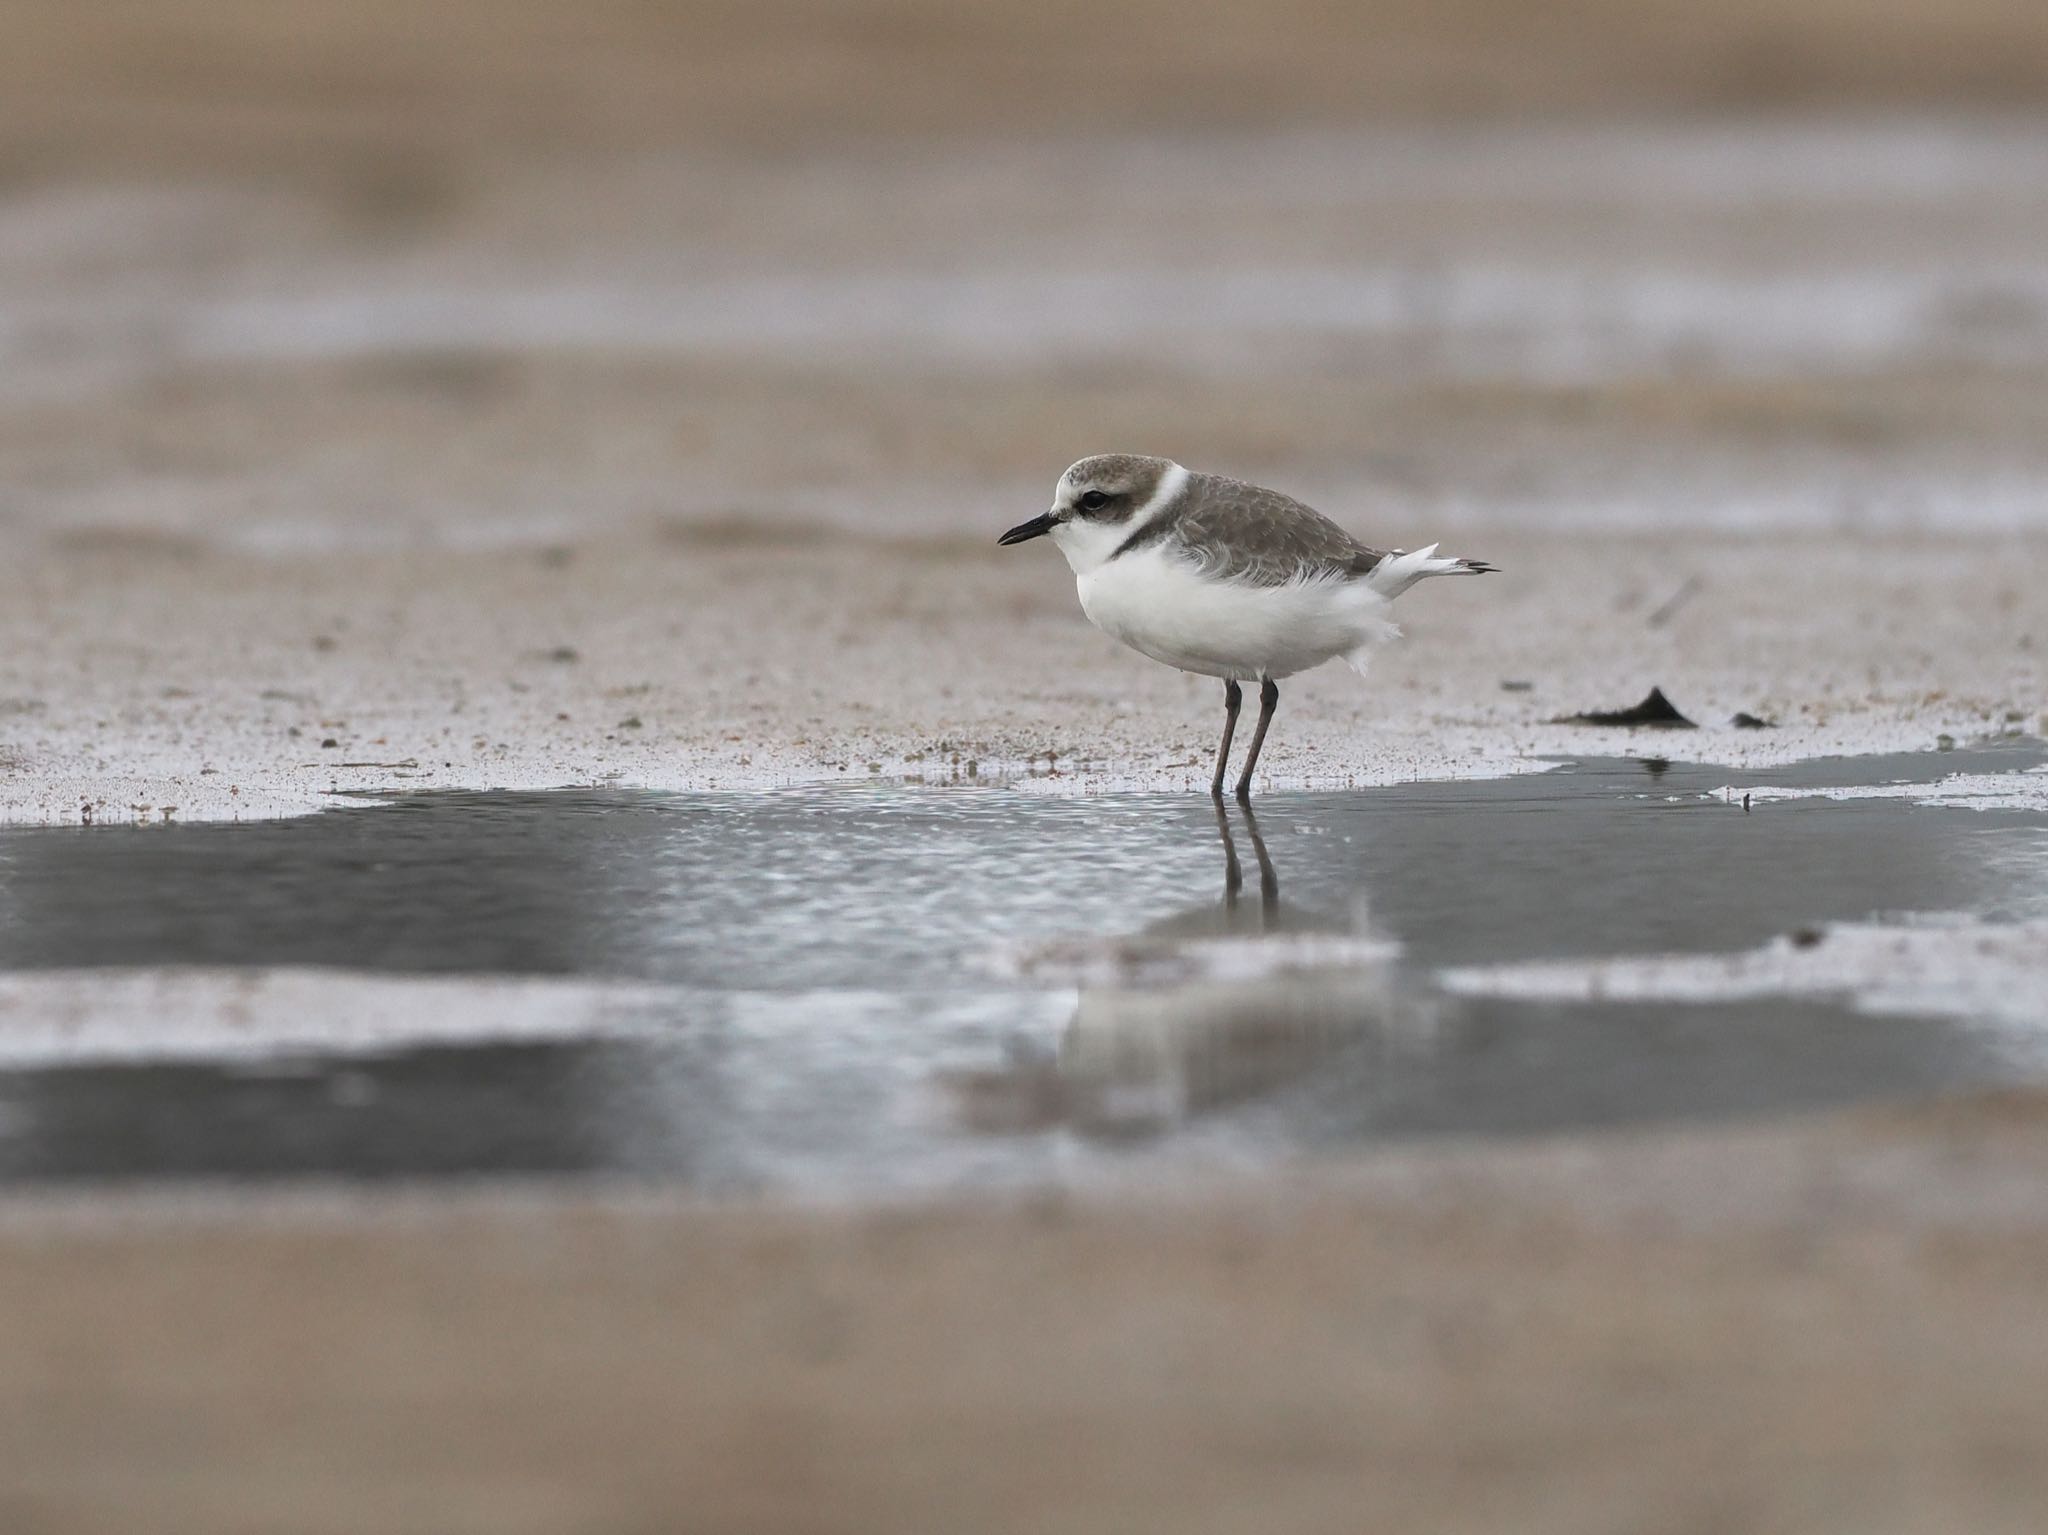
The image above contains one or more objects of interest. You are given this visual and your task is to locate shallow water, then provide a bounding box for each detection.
[0,746,2041,1190]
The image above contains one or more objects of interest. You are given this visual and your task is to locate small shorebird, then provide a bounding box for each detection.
[999,454,1495,798]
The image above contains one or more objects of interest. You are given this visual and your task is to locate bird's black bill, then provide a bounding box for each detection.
[997,513,1056,546]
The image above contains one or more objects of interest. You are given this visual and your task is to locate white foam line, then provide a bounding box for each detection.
[1440,918,2048,1038]
[153,265,2048,378]
[10,262,2048,397]
[1723,766,2048,812]
[990,931,1401,989]
[0,969,681,1068]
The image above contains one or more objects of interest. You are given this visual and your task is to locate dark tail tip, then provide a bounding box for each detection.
[1462,559,1500,574]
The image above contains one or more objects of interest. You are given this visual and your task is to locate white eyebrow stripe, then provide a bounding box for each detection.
[1127,461,1188,527]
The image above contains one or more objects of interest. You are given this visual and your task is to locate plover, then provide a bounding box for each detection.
[998,454,1495,798]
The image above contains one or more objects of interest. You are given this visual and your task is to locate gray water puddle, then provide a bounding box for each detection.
[0,745,2042,1191]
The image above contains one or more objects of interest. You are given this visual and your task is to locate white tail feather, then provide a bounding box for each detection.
[1362,542,1493,600]
[1344,541,1494,672]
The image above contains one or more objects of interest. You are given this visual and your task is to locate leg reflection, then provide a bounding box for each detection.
[1215,796,1244,907]
[1215,797,1279,926]
[1238,799,1280,916]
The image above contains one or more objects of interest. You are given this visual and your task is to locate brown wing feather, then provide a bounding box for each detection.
[1171,474,1384,586]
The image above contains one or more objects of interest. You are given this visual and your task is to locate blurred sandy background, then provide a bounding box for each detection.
[10,0,2048,543]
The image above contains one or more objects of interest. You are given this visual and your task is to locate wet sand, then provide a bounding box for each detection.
[5,1091,2048,1535]
[4,525,2043,821]
[11,0,2048,175]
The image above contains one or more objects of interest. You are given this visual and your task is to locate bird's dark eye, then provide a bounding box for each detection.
[1079,490,1110,512]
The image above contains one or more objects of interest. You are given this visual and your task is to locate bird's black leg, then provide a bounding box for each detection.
[1233,677,1279,800]
[1211,679,1242,797]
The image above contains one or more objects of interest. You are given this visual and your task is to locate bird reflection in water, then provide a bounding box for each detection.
[1217,795,1279,921]
[950,799,1421,1138]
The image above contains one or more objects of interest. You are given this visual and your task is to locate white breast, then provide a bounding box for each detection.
[1074,545,1397,681]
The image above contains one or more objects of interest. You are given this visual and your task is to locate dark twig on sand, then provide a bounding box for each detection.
[1646,575,1703,628]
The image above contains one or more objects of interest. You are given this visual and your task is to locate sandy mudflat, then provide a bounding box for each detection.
[3,521,2043,821]
[2,1090,2048,1534]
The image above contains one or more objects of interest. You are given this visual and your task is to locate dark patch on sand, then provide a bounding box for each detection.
[1558,686,1698,728]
